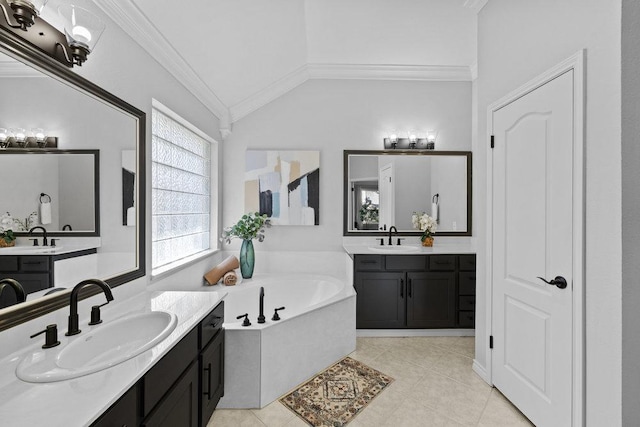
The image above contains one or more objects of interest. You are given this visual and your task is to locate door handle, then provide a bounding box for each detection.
[537,276,568,289]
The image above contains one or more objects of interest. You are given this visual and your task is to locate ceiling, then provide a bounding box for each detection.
[93,0,482,128]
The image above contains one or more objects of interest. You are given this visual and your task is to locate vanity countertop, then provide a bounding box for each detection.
[0,243,98,257]
[0,290,226,427]
[343,242,476,255]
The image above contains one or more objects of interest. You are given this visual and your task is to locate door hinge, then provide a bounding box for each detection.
[490,135,495,149]
[489,335,494,349]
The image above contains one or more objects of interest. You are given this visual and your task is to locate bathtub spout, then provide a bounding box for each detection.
[258,287,266,324]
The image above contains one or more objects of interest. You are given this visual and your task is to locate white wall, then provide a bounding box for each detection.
[476,1,622,424]
[223,79,471,252]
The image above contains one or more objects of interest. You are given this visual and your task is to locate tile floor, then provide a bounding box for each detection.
[208,336,534,426]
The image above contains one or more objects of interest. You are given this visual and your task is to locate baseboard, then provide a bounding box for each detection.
[472,359,492,385]
[356,329,475,337]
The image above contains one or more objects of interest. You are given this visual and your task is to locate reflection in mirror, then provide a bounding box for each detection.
[0,150,99,234]
[0,40,145,331]
[344,150,472,236]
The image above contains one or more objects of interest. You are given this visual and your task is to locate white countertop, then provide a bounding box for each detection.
[343,242,476,255]
[0,290,226,427]
[0,243,98,257]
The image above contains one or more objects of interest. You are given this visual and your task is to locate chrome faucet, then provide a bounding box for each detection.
[388,225,398,245]
[29,226,48,246]
[257,287,266,324]
[0,278,26,305]
[66,279,114,336]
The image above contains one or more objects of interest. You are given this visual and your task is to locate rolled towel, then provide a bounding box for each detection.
[204,255,240,286]
[40,202,52,225]
[222,271,238,286]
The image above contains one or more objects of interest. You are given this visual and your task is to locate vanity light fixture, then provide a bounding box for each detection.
[0,128,9,148]
[0,127,57,148]
[11,127,26,147]
[0,0,48,31]
[383,130,437,150]
[0,0,104,68]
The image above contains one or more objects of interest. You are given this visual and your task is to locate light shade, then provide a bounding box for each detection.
[57,5,104,58]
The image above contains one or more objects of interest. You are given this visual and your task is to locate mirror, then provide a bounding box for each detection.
[0,150,99,235]
[0,29,145,330]
[344,150,472,236]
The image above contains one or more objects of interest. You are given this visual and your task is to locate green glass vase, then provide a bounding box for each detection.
[239,239,255,279]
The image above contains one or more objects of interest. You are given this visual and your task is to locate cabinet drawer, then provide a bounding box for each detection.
[354,255,383,271]
[459,255,476,271]
[19,256,50,272]
[429,255,456,271]
[0,257,18,272]
[458,311,475,328]
[200,301,224,350]
[143,328,198,416]
[385,255,425,271]
[459,272,476,295]
[459,295,476,311]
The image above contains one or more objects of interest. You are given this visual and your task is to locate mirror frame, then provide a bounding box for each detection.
[343,150,472,237]
[2,149,101,237]
[0,27,146,331]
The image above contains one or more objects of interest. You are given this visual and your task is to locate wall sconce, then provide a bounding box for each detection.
[0,127,57,148]
[0,0,104,68]
[383,130,437,150]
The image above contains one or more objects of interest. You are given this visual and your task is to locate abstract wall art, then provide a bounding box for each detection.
[245,150,320,225]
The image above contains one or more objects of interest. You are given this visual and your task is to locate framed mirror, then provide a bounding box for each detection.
[0,149,100,236]
[344,150,472,237]
[0,28,145,331]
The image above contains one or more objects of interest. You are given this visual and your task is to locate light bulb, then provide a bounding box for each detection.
[426,130,437,143]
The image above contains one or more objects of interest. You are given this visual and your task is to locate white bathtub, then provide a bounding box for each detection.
[217,273,356,409]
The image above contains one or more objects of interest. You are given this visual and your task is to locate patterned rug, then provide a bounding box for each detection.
[279,357,394,427]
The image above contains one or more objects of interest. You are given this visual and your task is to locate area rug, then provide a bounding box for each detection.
[279,357,394,427]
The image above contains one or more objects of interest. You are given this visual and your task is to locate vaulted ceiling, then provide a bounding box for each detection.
[93,0,481,127]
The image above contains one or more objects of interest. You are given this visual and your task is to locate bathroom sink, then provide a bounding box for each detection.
[367,245,421,253]
[0,245,63,254]
[16,310,177,383]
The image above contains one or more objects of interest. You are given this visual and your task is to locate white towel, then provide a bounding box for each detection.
[40,202,52,225]
[432,202,439,222]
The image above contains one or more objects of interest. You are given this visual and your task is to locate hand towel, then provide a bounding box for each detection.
[40,202,52,225]
[223,270,238,286]
[431,202,439,222]
[204,255,240,286]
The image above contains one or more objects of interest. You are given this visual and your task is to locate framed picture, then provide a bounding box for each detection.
[245,150,320,225]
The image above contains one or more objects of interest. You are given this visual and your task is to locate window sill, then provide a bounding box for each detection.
[151,248,220,282]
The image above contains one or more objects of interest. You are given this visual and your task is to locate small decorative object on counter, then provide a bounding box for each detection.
[221,212,271,279]
[0,212,16,247]
[412,211,437,247]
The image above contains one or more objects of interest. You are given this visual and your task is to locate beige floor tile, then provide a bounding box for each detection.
[448,337,476,358]
[250,401,296,427]
[385,340,448,369]
[367,349,431,385]
[478,389,535,427]
[207,408,266,426]
[431,352,491,394]
[350,339,388,365]
[383,399,466,427]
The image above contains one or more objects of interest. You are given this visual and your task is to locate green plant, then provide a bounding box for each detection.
[0,212,16,243]
[359,198,379,224]
[221,212,270,244]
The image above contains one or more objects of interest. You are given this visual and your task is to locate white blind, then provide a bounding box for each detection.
[152,108,211,269]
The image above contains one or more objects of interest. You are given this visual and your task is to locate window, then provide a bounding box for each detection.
[151,101,217,273]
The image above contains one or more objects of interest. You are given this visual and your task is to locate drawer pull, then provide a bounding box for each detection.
[408,278,412,298]
[203,363,211,399]
[23,261,44,265]
[361,260,378,264]
[400,279,404,298]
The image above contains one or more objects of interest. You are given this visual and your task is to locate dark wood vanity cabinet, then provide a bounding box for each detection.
[354,254,475,329]
[91,301,224,427]
[0,256,51,308]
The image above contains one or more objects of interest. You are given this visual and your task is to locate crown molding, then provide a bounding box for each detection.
[229,65,310,123]
[463,0,489,14]
[0,61,45,77]
[307,63,472,81]
[229,63,471,123]
[92,0,230,128]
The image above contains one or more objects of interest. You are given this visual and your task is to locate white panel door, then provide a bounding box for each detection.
[378,164,394,230]
[492,70,574,426]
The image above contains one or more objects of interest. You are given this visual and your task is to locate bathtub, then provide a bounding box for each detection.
[217,273,356,409]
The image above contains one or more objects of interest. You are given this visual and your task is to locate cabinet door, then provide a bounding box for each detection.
[91,385,138,427]
[143,361,199,427]
[200,330,224,427]
[355,272,405,328]
[406,272,456,328]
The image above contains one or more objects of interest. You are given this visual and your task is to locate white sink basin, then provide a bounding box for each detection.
[368,245,421,253]
[16,310,177,383]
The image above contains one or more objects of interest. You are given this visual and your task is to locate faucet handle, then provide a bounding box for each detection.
[30,324,60,349]
[89,301,110,326]
[28,238,39,246]
[377,238,385,246]
[272,307,286,321]
[237,313,251,327]
[397,238,405,246]
[50,239,58,247]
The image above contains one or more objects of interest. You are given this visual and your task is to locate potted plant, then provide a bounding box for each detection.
[221,212,270,278]
[411,211,437,247]
[359,197,379,226]
[0,212,16,248]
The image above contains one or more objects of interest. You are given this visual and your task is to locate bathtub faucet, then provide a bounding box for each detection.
[258,287,266,324]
